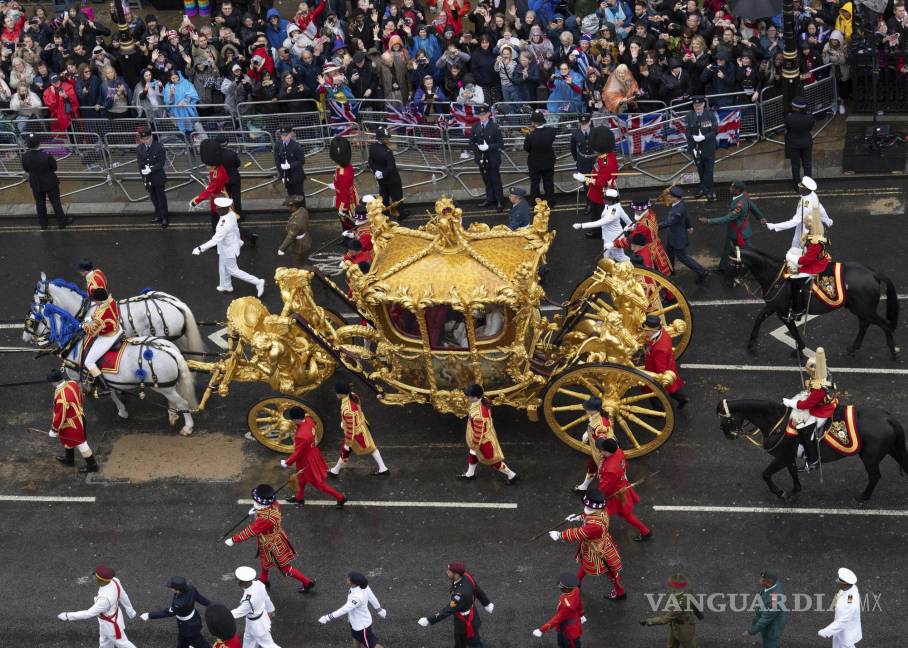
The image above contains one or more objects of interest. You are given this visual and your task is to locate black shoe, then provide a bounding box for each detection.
[327,470,339,479]
[57,222,67,229]
[79,460,99,473]
[675,397,689,410]
[335,496,347,509]
[55,455,75,466]
[371,469,390,477]
[150,216,162,223]
[457,473,477,481]
[284,496,302,504]
[248,233,259,248]
[695,271,710,285]
[496,201,504,212]
[161,217,169,229]
[507,473,519,485]
[633,531,653,542]
[299,580,317,594]
[706,194,715,203]
[95,375,111,396]
[480,199,495,207]
[571,485,589,494]
[40,224,49,231]
[694,190,706,198]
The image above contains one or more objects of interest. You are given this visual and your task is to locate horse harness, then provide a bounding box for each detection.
[719,400,789,452]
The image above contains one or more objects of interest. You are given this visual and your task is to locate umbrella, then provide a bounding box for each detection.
[728,0,782,19]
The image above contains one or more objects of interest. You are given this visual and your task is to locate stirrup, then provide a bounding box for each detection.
[798,460,819,474]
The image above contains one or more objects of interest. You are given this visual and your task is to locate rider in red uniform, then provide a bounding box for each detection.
[783,347,837,473]
[78,259,109,296]
[785,205,831,319]
[642,315,688,409]
[82,288,122,394]
[596,437,651,541]
[280,407,346,507]
[532,572,584,646]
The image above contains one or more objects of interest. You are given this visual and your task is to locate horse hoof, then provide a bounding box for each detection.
[746,344,758,356]
[168,416,179,427]
[845,347,856,358]
[179,427,193,437]
[891,348,901,360]
[853,493,869,504]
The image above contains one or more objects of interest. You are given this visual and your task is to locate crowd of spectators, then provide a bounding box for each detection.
[0,0,905,134]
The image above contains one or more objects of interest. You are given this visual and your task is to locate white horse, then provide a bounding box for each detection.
[22,273,204,353]
[36,303,198,436]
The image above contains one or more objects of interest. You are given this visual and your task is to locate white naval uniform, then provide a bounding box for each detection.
[580,203,633,261]
[819,584,862,648]
[328,585,384,631]
[767,191,833,247]
[198,210,261,291]
[232,580,280,648]
[64,578,138,648]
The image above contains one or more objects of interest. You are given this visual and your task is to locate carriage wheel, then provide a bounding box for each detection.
[567,267,693,359]
[542,362,674,459]
[246,396,324,454]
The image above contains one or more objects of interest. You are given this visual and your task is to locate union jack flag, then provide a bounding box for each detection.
[606,108,741,156]
[328,99,360,136]
[385,102,424,132]
[715,108,742,147]
[438,103,480,136]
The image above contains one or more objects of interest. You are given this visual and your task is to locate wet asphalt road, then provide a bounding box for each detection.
[1,178,906,647]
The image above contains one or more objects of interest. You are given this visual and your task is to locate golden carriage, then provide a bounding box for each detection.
[188,197,692,459]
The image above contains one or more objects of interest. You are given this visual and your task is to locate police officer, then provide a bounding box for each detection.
[418,562,492,648]
[640,574,703,648]
[368,126,406,220]
[140,576,213,648]
[507,187,531,230]
[524,110,557,206]
[743,570,786,647]
[470,105,504,211]
[136,125,169,228]
[684,96,718,202]
[21,133,69,230]
[570,113,596,177]
[784,96,815,191]
[274,126,306,200]
[660,186,709,283]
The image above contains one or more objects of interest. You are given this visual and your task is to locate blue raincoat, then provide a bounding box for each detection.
[163,72,200,132]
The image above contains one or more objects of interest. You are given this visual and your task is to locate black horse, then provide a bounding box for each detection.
[732,248,899,358]
[718,398,908,501]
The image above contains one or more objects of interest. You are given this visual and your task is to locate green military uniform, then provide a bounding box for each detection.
[706,191,764,270]
[748,579,785,647]
[642,588,703,648]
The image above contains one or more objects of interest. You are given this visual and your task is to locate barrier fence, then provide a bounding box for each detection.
[0,75,839,202]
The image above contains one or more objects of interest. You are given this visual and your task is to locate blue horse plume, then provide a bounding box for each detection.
[39,304,82,348]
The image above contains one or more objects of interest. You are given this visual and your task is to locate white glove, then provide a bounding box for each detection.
[581,615,587,624]
[565,513,581,522]
[374,170,384,180]
[140,613,149,621]
[532,629,543,638]
[819,629,831,638]
[188,200,197,211]
[247,507,256,515]
[765,222,777,231]
[224,538,234,547]
[693,133,706,142]
[548,531,561,541]
[280,459,288,468]
[277,250,285,256]
[342,230,355,238]
[484,603,494,614]
[339,260,346,269]
[827,218,833,226]
[477,142,489,151]
[141,166,151,176]
[417,617,430,627]
[192,247,201,256]
[572,223,583,230]
[581,431,589,443]
[318,615,330,624]
[327,183,335,190]
[280,161,291,170]
[572,172,586,183]
[377,608,388,618]
[57,612,68,621]
[48,430,58,438]
[783,398,796,408]
[604,241,615,250]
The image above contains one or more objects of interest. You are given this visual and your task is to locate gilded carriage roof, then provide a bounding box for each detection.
[349,197,556,310]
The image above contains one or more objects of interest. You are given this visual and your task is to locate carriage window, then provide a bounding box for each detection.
[427,305,469,350]
[472,306,505,342]
[387,303,420,340]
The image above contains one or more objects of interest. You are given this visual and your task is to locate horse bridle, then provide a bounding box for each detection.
[728,248,788,302]
[23,280,88,343]
[719,399,789,451]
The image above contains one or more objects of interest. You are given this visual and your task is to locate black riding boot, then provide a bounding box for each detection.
[797,427,819,472]
[80,453,99,473]
[56,447,76,466]
[788,279,806,320]
[94,374,111,396]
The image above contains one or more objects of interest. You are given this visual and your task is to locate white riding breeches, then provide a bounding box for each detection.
[219,255,260,290]
[83,332,122,373]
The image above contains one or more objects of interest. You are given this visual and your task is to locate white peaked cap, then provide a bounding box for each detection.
[214,197,234,208]
[837,567,857,585]
[800,176,817,191]
[235,566,257,582]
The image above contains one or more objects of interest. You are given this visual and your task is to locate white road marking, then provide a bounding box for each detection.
[0,495,96,502]
[0,323,22,329]
[237,498,517,509]
[208,327,228,350]
[681,363,908,375]
[654,505,908,517]
[768,315,819,356]
[0,346,35,352]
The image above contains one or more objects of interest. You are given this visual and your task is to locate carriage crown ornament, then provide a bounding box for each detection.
[188,197,693,458]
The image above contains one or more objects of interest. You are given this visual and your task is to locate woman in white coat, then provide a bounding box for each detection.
[318,571,388,648]
[193,196,265,296]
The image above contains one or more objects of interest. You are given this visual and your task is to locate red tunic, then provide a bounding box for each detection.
[598,449,641,516]
[52,380,85,448]
[84,269,109,295]
[613,210,673,275]
[195,165,229,215]
[334,165,357,212]
[232,502,297,570]
[644,328,682,393]
[587,153,618,205]
[796,386,837,418]
[559,511,622,576]
[285,418,330,485]
[343,249,373,266]
[82,298,121,342]
[797,242,830,275]
[214,637,242,648]
[356,224,373,254]
[540,586,583,639]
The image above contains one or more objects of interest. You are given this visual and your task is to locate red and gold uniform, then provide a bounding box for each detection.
[599,448,650,537]
[614,207,672,275]
[466,399,505,466]
[538,586,584,646]
[334,164,357,216]
[644,327,682,394]
[355,222,373,255]
[193,165,229,217]
[560,510,624,595]
[576,411,614,490]
[52,379,86,448]
[339,394,377,456]
[84,269,109,295]
[586,152,618,206]
[795,386,837,419]
[232,502,314,587]
[796,242,831,275]
[284,416,346,504]
[213,638,241,648]
[82,297,121,341]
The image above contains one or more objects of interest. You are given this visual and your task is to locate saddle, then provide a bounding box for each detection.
[784,404,861,456]
[79,337,126,374]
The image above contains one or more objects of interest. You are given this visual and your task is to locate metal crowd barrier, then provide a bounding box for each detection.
[762,63,838,144]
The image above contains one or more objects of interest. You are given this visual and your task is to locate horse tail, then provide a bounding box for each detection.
[175,299,205,354]
[888,417,908,475]
[875,270,899,331]
[175,352,198,411]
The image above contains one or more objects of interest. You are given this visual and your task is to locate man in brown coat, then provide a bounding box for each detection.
[277,195,311,267]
